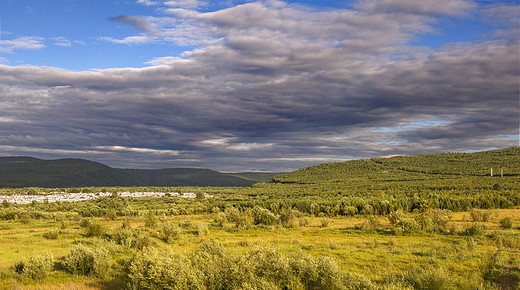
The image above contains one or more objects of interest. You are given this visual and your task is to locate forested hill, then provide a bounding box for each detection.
[272,147,520,184]
[0,157,277,188]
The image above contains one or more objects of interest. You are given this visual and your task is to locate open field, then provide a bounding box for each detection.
[0,148,519,289]
[0,199,518,289]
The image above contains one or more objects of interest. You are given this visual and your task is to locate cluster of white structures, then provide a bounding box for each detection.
[0,191,211,204]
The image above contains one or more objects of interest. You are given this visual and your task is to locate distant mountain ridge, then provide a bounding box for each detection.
[0,157,280,188]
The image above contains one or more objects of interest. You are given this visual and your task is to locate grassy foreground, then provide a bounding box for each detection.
[0,148,519,289]
[0,202,518,289]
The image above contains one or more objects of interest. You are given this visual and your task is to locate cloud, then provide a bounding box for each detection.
[94,146,180,155]
[51,36,80,47]
[0,0,518,171]
[164,0,206,9]
[0,36,45,53]
[108,15,156,33]
[356,0,476,16]
[137,0,161,6]
[99,36,155,45]
[144,56,187,65]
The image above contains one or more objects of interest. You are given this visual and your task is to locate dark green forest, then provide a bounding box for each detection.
[0,157,279,187]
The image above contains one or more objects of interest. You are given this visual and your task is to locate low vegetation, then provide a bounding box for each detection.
[0,148,518,289]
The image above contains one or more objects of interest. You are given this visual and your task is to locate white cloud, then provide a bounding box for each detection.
[99,35,155,45]
[94,146,180,155]
[137,0,160,6]
[144,56,188,66]
[164,0,205,9]
[52,37,72,47]
[0,36,45,53]
[165,8,201,18]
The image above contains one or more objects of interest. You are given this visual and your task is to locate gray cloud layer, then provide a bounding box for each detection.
[0,0,518,171]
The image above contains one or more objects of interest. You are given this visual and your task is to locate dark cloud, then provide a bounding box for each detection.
[0,0,518,171]
[108,15,155,33]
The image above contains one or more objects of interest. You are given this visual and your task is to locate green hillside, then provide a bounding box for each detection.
[230,172,284,183]
[242,147,520,212]
[273,147,520,184]
[0,157,267,187]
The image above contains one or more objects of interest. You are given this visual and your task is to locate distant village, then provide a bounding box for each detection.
[0,191,212,204]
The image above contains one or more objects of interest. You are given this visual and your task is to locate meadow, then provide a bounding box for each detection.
[0,148,519,289]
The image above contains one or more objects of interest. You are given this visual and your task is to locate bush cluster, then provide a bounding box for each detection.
[13,252,54,280]
[389,209,454,235]
[62,242,112,277]
[111,224,152,250]
[128,240,377,290]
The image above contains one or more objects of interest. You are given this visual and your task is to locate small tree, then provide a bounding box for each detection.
[145,211,158,228]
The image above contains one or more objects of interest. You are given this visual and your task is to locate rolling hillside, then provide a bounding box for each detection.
[0,157,276,188]
[272,147,520,184]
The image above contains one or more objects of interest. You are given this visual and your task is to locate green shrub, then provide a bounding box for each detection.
[299,217,310,227]
[464,223,485,236]
[234,213,254,229]
[321,217,331,227]
[144,210,157,228]
[431,209,452,233]
[135,233,153,250]
[43,230,59,240]
[130,240,378,290]
[404,266,454,289]
[395,219,420,234]
[388,210,405,225]
[224,207,241,223]
[112,226,140,249]
[279,208,302,227]
[197,223,209,237]
[343,206,358,216]
[213,212,227,227]
[362,215,379,233]
[252,207,278,226]
[63,244,110,277]
[470,209,491,222]
[128,247,204,289]
[499,216,513,229]
[85,223,105,237]
[79,218,92,228]
[104,210,117,220]
[160,222,181,243]
[13,252,54,280]
[414,209,452,234]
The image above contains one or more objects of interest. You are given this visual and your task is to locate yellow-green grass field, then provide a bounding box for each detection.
[0,207,518,289]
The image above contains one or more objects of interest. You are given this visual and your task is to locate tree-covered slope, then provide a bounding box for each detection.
[229,172,284,183]
[120,168,256,187]
[0,157,262,187]
[0,157,132,187]
[272,147,520,184]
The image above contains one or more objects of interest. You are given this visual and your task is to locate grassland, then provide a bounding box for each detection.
[0,148,519,289]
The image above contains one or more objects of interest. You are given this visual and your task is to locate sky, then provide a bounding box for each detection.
[0,0,519,172]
